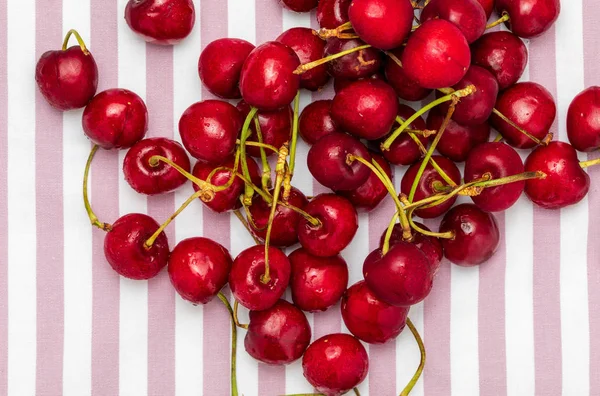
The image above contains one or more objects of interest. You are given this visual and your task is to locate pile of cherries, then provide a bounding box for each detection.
[36,0,600,395]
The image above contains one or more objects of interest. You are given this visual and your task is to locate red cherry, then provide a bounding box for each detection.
[348,0,414,50]
[401,19,471,89]
[198,38,255,99]
[298,100,343,145]
[229,245,291,311]
[104,213,169,280]
[490,82,556,149]
[384,47,432,102]
[439,203,500,266]
[324,38,382,80]
[495,0,560,38]
[421,0,487,43]
[288,248,349,312]
[475,0,495,18]
[168,237,232,304]
[124,0,195,45]
[524,141,590,209]
[82,89,148,150]
[237,100,292,158]
[123,137,191,195]
[567,86,600,152]
[317,0,352,29]
[464,142,525,212]
[338,152,392,211]
[302,333,369,396]
[341,280,409,344]
[245,299,312,365]
[377,104,429,166]
[297,194,358,257]
[333,71,385,93]
[280,0,318,11]
[179,100,242,164]
[239,41,301,111]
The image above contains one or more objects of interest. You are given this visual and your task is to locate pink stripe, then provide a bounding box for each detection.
[478,212,507,395]
[529,26,562,396]
[91,1,120,394]
[0,0,7,394]
[146,44,176,396]
[35,1,64,394]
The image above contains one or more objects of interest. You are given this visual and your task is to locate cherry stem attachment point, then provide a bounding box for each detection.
[232,300,249,329]
[486,12,510,30]
[399,318,426,396]
[315,21,354,39]
[294,44,372,75]
[62,29,89,54]
[83,145,112,232]
[217,292,240,396]
[148,155,216,201]
[580,158,600,168]
[284,91,301,202]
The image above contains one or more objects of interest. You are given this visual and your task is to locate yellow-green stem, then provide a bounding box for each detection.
[580,158,600,168]
[237,139,279,154]
[406,132,457,187]
[240,107,260,205]
[62,29,89,54]
[252,116,273,192]
[83,145,112,231]
[492,108,544,145]
[284,91,301,201]
[382,211,401,255]
[399,318,426,396]
[294,44,372,74]
[408,207,454,239]
[232,299,249,329]
[216,292,239,396]
[486,12,510,29]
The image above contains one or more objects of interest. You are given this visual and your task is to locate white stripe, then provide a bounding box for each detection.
[395,302,424,396]
[228,0,256,44]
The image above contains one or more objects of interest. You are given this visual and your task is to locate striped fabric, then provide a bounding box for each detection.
[1,0,599,395]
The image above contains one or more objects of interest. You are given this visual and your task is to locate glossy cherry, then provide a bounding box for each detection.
[280,0,318,12]
[82,88,148,150]
[324,38,382,80]
[384,48,432,102]
[123,137,191,195]
[317,0,352,29]
[298,100,343,145]
[302,333,369,396]
[495,0,560,38]
[475,0,495,18]
[439,203,500,266]
[348,0,414,50]
[297,193,358,257]
[421,0,487,43]
[198,38,255,99]
[288,248,349,312]
[333,71,385,93]
[567,86,600,152]
[125,0,195,45]
[168,237,232,304]
[104,213,169,280]
[338,152,392,211]
[237,100,292,158]
[378,104,429,166]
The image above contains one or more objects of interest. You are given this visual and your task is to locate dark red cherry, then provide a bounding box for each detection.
[400,155,462,218]
[348,0,414,50]
[35,45,98,110]
[524,141,590,209]
[475,0,495,18]
[317,0,352,29]
[333,71,385,93]
[125,0,195,45]
[280,0,318,12]
[179,100,242,164]
[229,245,291,311]
[297,193,358,257]
[104,213,169,280]
[237,100,292,158]
[338,152,392,211]
[239,41,301,111]
[324,38,382,80]
[168,237,232,304]
[341,280,409,344]
[421,0,487,43]
[198,38,255,99]
[363,242,433,306]
[123,137,191,195]
[82,89,148,150]
[384,47,433,102]
[567,86,600,152]
[439,203,500,266]
[307,132,371,191]
[471,31,528,90]
[378,104,429,166]
[302,333,369,396]
[298,100,343,145]
[464,142,525,212]
[490,82,556,149]
[288,248,349,312]
[245,299,312,365]
[495,0,560,38]
[401,19,471,89]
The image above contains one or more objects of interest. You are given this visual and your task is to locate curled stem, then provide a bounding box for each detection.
[217,293,240,396]
[83,145,112,231]
[62,29,89,54]
[294,44,372,75]
[232,300,249,329]
[408,207,454,239]
[399,318,425,396]
[486,12,510,29]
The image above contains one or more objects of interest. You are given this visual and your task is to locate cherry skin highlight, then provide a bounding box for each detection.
[288,248,349,312]
[495,0,560,39]
[439,203,500,266]
[384,47,432,102]
[378,104,429,166]
[237,100,292,158]
[338,152,392,211]
[280,0,318,12]
[168,237,232,304]
[298,100,343,145]
[324,38,382,80]
[125,0,195,45]
[198,38,255,99]
[567,86,600,152]
[123,137,191,195]
[317,0,352,29]
[82,88,148,150]
[421,0,487,43]
[348,0,414,50]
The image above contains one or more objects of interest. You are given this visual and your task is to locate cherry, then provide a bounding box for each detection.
[198,38,255,99]
[348,0,414,50]
[401,19,471,89]
[341,280,409,344]
[400,155,462,218]
[338,152,392,211]
[104,213,169,280]
[125,0,195,45]
[298,100,343,145]
[333,71,385,93]
[471,31,528,90]
[524,141,590,209]
[237,100,292,158]
[384,48,432,102]
[490,82,556,149]
[123,137,191,195]
[475,0,495,18]
[317,0,352,29]
[567,86,600,152]
[82,88,148,150]
[421,0,487,43]
[377,104,429,166]
[179,100,242,164]
[229,245,291,311]
[302,333,369,396]
[297,193,358,257]
[288,248,349,312]
[464,142,525,212]
[245,299,312,365]
[439,203,500,266]
[168,237,232,304]
[495,0,560,38]
[239,41,301,111]
[426,107,490,162]
[279,0,318,12]
[324,38,382,80]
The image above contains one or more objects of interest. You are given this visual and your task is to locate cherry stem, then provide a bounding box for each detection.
[382,211,401,255]
[216,292,240,396]
[385,51,403,68]
[491,108,547,146]
[233,209,261,245]
[315,21,354,39]
[294,44,372,75]
[241,107,260,206]
[467,170,546,190]
[237,139,279,154]
[83,145,112,232]
[252,117,273,192]
[399,318,426,396]
[494,134,504,143]
[580,158,600,168]
[406,132,457,187]
[486,12,510,29]
[62,29,89,54]
[407,206,455,239]
[232,300,249,329]
[284,91,301,202]
[148,155,215,200]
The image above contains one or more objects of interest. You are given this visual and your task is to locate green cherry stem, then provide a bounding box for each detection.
[406,132,457,187]
[399,318,426,396]
[386,51,403,67]
[240,107,260,205]
[232,299,249,329]
[382,211,401,255]
[284,91,301,202]
[237,139,279,154]
[83,145,112,231]
[407,206,455,239]
[216,292,240,396]
[486,12,510,29]
[315,21,354,39]
[354,388,362,396]
[252,116,273,192]
[491,108,546,146]
[62,29,90,54]
[580,158,600,168]
[294,44,372,75]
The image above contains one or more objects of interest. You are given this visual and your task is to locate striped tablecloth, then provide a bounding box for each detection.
[1,0,599,395]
